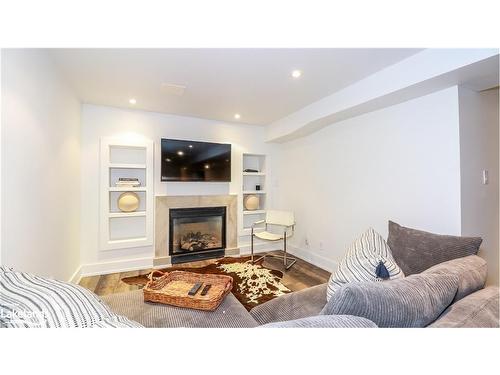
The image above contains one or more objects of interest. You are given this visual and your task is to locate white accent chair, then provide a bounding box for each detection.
[251,210,296,270]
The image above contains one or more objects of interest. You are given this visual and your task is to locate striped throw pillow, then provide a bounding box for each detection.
[0,269,142,328]
[326,228,404,301]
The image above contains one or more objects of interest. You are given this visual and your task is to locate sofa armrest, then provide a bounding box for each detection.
[250,283,327,325]
[429,286,499,328]
[423,255,487,302]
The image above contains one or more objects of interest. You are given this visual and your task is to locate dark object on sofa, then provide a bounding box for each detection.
[387,221,482,275]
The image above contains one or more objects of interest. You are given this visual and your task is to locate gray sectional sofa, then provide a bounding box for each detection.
[102,255,499,328]
[1,250,498,328]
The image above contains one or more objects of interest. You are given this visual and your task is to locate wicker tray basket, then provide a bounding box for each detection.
[143,270,233,311]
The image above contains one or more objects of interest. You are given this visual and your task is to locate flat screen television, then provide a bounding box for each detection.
[161,139,231,182]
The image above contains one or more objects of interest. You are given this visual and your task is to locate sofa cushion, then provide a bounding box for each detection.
[387,221,482,276]
[0,269,141,328]
[430,287,499,328]
[90,315,143,328]
[326,228,404,301]
[250,283,328,325]
[260,315,377,328]
[423,255,487,302]
[101,289,259,328]
[321,273,459,328]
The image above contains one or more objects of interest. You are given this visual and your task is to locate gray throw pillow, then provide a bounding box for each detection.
[321,273,459,328]
[260,315,377,328]
[387,221,482,275]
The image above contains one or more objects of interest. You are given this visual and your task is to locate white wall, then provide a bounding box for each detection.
[1,49,81,281]
[272,87,462,271]
[80,104,275,271]
[459,87,499,286]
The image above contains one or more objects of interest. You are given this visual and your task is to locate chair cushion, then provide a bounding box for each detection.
[387,221,482,276]
[0,269,142,328]
[326,228,404,301]
[254,231,283,241]
[322,273,459,328]
[260,315,377,328]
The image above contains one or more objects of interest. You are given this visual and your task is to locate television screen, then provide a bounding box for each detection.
[161,139,231,182]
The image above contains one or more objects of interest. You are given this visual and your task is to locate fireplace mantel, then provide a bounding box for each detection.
[154,195,238,266]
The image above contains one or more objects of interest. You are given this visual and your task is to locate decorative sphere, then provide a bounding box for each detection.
[118,192,140,212]
[244,195,260,211]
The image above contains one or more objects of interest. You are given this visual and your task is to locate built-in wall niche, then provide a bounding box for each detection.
[240,153,267,235]
[100,138,154,251]
[109,191,147,213]
[109,168,147,188]
[243,153,266,173]
[109,145,147,165]
[109,216,147,241]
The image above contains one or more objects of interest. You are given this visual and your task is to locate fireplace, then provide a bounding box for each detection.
[169,206,226,264]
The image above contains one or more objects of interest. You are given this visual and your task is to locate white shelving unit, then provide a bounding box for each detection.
[241,153,267,235]
[99,138,154,251]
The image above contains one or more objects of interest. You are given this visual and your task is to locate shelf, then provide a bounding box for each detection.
[108,211,147,218]
[109,186,147,192]
[109,163,147,169]
[243,190,266,194]
[243,210,266,215]
[243,172,265,176]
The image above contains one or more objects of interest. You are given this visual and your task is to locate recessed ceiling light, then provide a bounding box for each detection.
[129,98,137,105]
[234,113,241,120]
[177,151,184,156]
[188,145,193,148]
[291,70,302,78]
[204,164,210,169]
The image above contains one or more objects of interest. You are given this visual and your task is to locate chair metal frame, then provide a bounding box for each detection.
[250,212,296,270]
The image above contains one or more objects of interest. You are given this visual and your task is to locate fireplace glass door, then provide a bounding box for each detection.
[169,206,226,256]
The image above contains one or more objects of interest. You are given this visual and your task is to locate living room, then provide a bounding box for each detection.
[1,1,499,372]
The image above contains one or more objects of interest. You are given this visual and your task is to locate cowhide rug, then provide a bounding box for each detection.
[121,256,291,311]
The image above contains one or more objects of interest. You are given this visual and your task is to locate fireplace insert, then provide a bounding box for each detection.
[169,206,226,264]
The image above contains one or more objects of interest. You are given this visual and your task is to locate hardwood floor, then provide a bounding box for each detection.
[79,250,331,296]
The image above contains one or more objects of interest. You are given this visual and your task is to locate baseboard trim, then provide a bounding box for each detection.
[68,265,83,284]
[287,245,337,272]
[80,257,153,277]
[77,246,336,278]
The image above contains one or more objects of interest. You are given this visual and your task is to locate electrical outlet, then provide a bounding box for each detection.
[305,237,310,247]
[319,241,324,250]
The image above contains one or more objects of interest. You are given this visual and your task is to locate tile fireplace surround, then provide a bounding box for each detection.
[154,195,238,266]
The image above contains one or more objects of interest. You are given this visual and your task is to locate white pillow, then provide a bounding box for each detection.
[326,228,404,301]
[0,269,142,328]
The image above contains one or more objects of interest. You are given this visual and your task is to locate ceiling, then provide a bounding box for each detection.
[50,48,422,125]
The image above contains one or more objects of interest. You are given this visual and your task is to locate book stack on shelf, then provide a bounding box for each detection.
[115,177,141,187]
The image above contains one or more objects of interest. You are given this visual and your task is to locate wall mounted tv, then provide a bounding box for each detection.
[161,139,231,182]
